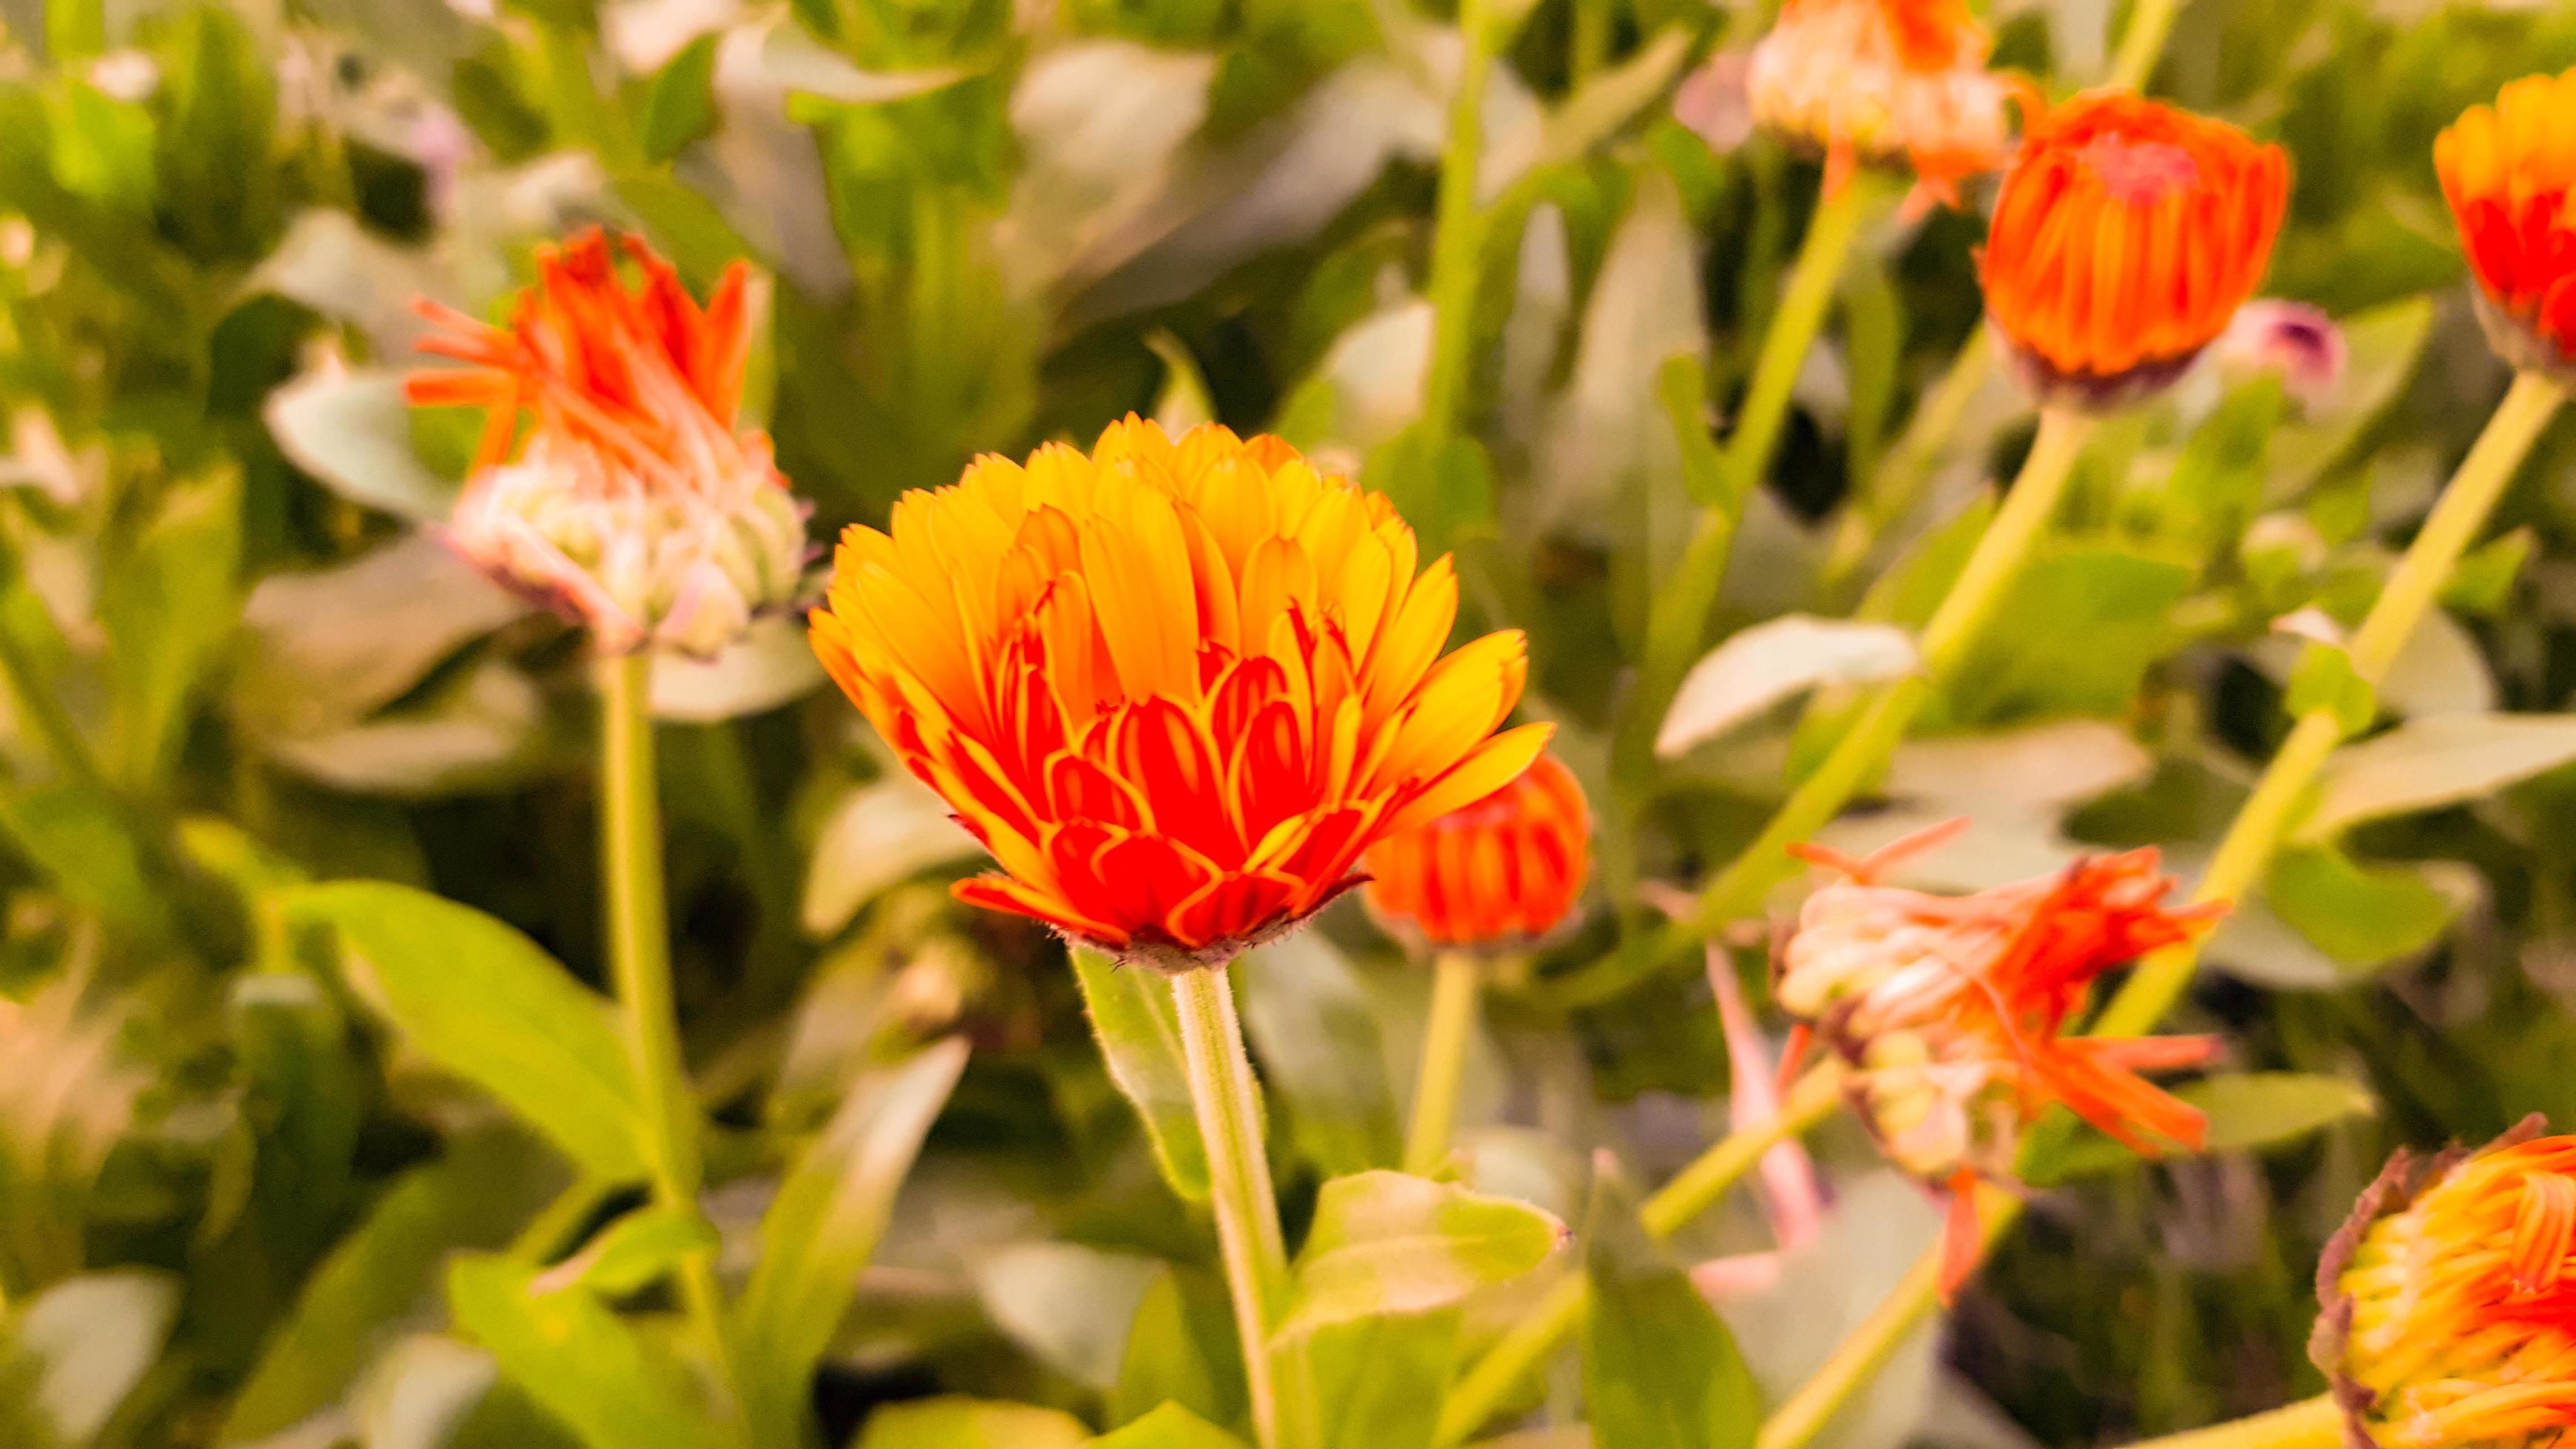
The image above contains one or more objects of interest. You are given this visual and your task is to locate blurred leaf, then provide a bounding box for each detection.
[2376,611,2495,719]
[225,1132,566,1442]
[1309,1309,1459,1449]
[2441,529,2532,616]
[649,617,827,724]
[2027,1073,2376,1184]
[1073,949,1212,1203]
[1939,544,2193,725]
[2265,296,2434,499]
[1091,1402,1250,1448]
[259,660,550,797]
[2300,713,2576,839]
[49,84,154,211]
[1581,1159,1758,1449]
[1363,427,1493,560]
[265,367,459,523]
[101,467,241,790]
[0,786,166,938]
[1278,1170,1564,1339]
[1657,353,1733,512]
[349,1335,500,1449]
[1112,1269,1247,1431]
[445,1254,729,1449]
[1656,616,1917,758]
[10,1272,177,1446]
[1272,301,1432,459]
[232,533,526,739]
[1532,27,1694,174]
[545,1205,720,1298]
[638,33,721,163]
[2285,642,2377,736]
[735,1038,969,1445]
[1238,934,1401,1178]
[153,7,279,262]
[2265,844,2459,969]
[1882,721,2152,815]
[285,882,648,1181]
[802,770,980,937]
[973,1242,1162,1392]
[855,1398,1091,1448]
[757,21,971,103]
[1148,331,1216,435]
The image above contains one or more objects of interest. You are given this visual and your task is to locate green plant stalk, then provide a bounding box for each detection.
[1420,0,1499,442]
[2117,1395,2346,1449]
[1718,174,1889,498]
[1173,966,1320,1449]
[598,652,740,1417]
[1673,406,2094,943]
[2108,0,2185,89]
[1752,371,2566,1449]
[1432,1062,1848,1445]
[1405,950,1486,1177]
[1818,328,1997,594]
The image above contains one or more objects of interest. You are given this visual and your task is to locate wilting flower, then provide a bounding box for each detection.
[809,418,1551,973]
[407,228,809,657]
[2314,1118,2576,1449]
[1777,821,2225,1292]
[1361,752,1590,953]
[1746,0,2021,205]
[2437,70,2576,374]
[1982,92,2290,405]
[2217,299,2348,410]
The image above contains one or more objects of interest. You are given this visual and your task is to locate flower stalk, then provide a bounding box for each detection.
[2114,1394,2346,1449]
[1173,966,1319,1449]
[1405,950,1485,1177]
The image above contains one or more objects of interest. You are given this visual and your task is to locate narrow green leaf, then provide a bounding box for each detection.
[854,1397,1091,1449]
[2302,713,2576,839]
[100,467,241,791]
[2027,1073,2376,1184]
[637,33,720,163]
[2265,845,2458,968]
[1278,1170,1565,1340]
[446,1254,727,1449]
[285,881,648,1182]
[1237,934,1401,1177]
[1581,1158,1759,1449]
[543,1205,720,1298]
[1074,948,1211,1202]
[1091,1402,1251,1449]
[2285,643,2377,736]
[1656,354,1734,512]
[735,1038,969,1445]
[0,786,167,939]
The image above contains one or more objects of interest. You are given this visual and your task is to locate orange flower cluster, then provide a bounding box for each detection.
[1777,823,2224,1293]
[1982,93,2289,403]
[2316,1119,2576,1449]
[1362,753,1590,953]
[2438,70,2576,373]
[408,229,808,656]
[810,419,1550,972]
[1746,0,2021,203]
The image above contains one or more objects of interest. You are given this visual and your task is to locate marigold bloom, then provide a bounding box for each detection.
[2314,1119,2576,1449]
[1746,0,2020,205]
[1982,92,2290,404]
[1778,821,2225,1293]
[810,418,1551,973]
[407,228,808,656]
[2437,71,2576,373]
[1361,752,1590,952]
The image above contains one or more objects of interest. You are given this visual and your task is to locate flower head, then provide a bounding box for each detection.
[1746,0,2021,206]
[2315,1119,2576,1449]
[407,228,808,657]
[1361,751,1590,954]
[2217,299,2348,410]
[1982,93,2290,405]
[2437,71,2576,375]
[810,418,1551,973]
[1778,821,2225,1293]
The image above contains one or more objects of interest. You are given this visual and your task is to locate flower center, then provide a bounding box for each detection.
[2077,135,2201,203]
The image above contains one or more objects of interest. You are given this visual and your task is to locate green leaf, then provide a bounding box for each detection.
[1657,354,1734,512]
[637,33,721,163]
[2301,713,2576,839]
[1363,427,1494,560]
[1148,330,1217,435]
[855,1397,1091,1449]
[2028,1073,2375,1184]
[543,1206,720,1298]
[2267,295,2434,498]
[11,1272,178,1446]
[284,881,648,1182]
[735,1038,969,1445]
[1112,1269,1247,1432]
[1938,544,2194,726]
[1237,934,1401,1177]
[1074,948,1212,1203]
[1581,1158,1758,1449]
[1279,1171,1565,1340]
[1309,1310,1460,1449]
[446,1254,728,1449]
[0,786,166,939]
[224,1133,566,1442]
[2265,845,2458,968]
[265,366,460,522]
[101,467,241,791]
[2285,642,2377,736]
[1091,1402,1251,1449]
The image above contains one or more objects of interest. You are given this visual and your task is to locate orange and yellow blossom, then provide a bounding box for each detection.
[1362,752,1590,953]
[1982,92,2289,404]
[2437,70,2576,374]
[810,418,1551,973]
[2315,1119,2576,1449]
[1777,821,2225,1293]
[1746,0,2022,205]
[407,228,807,657]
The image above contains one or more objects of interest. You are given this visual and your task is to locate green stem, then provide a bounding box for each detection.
[2118,1396,2346,1449]
[1405,950,1485,1177]
[1718,175,1888,498]
[1753,372,2566,1449]
[1421,0,1499,441]
[2108,0,2184,89]
[1432,1064,1848,1445]
[1819,328,1997,596]
[1174,967,1318,1449]
[598,653,739,1420]
[1676,406,2093,942]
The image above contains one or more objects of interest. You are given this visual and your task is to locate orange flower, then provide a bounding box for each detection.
[1746,0,2021,204]
[1777,821,2225,1293]
[2315,1119,2576,1449]
[2437,71,2576,373]
[1982,93,2290,403]
[407,228,807,656]
[809,418,1551,973]
[1360,752,1590,952]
